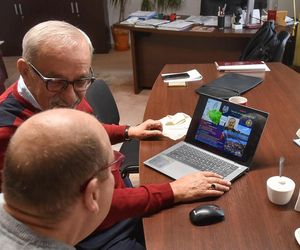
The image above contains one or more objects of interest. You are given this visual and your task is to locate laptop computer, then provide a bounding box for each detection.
[144,93,269,181]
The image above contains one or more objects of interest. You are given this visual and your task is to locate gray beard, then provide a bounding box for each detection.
[49,97,81,109]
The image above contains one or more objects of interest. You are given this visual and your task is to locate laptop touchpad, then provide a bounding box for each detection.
[147,155,197,179]
[148,155,173,168]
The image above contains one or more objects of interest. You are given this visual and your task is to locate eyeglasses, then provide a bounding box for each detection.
[79,150,125,192]
[27,62,96,93]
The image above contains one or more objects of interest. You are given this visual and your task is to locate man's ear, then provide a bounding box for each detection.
[17,58,31,80]
[82,178,100,214]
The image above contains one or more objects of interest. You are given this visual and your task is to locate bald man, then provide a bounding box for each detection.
[0,20,231,249]
[0,109,115,249]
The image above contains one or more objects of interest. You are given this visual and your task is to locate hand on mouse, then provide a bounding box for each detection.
[169,171,231,203]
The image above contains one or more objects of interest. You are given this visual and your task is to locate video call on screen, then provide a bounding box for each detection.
[195,98,255,158]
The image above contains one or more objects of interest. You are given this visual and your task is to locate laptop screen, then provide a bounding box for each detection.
[186,94,268,167]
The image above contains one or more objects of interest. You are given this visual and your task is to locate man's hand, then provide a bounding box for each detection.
[128,119,163,139]
[170,171,231,203]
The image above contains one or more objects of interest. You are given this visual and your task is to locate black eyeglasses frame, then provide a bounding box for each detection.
[27,62,96,93]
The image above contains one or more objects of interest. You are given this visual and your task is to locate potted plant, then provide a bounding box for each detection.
[141,0,183,13]
[141,0,154,11]
[111,0,130,51]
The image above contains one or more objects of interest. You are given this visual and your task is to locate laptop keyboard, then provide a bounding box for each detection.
[166,144,239,177]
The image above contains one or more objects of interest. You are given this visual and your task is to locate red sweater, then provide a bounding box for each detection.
[0,82,174,230]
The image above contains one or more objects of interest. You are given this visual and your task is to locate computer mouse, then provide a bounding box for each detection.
[189,204,224,226]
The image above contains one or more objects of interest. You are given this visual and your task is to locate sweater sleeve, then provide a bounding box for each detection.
[102,124,126,145]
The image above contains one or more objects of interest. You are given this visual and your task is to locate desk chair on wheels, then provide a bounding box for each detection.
[86,80,140,182]
[239,21,290,62]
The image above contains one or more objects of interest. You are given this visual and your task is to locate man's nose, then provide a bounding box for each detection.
[59,84,79,104]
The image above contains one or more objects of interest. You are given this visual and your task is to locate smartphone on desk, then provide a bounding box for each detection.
[162,73,189,80]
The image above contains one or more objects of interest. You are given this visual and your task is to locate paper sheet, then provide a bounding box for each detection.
[160,112,191,140]
[294,128,300,147]
[162,69,202,83]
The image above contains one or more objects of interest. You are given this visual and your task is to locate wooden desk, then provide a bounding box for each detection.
[140,63,300,250]
[116,24,258,93]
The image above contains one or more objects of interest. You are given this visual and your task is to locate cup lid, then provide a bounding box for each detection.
[267,176,295,191]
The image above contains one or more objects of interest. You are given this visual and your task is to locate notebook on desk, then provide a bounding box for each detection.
[195,73,263,99]
[144,93,268,181]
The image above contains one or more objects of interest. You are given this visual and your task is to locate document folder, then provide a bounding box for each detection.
[195,73,263,99]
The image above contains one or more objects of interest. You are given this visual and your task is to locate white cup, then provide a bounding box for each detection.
[229,96,248,106]
[267,176,295,205]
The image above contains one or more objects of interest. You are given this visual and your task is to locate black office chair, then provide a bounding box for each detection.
[239,21,290,62]
[272,30,290,62]
[86,80,139,179]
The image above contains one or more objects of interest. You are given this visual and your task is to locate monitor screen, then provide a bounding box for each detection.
[185,94,269,166]
[241,0,267,10]
[200,0,267,16]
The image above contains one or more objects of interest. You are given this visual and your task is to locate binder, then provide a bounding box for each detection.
[195,73,263,99]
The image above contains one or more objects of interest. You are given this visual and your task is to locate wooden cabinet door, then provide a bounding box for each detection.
[0,0,53,56]
[0,45,8,94]
[0,0,111,55]
[0,0,24,55]
[46,0,80,25]
[74,0,111,53]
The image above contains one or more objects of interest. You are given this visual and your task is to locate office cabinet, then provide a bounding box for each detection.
[55,0,111,53]
[0,1,25,56]
[74,0,111,53]
[0,0,53,55]
[0,0,111,56]
[0,44,8,94]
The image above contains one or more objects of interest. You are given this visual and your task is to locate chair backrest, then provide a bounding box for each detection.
[272,30,290,62]
[240,21,276,61]
[239,21,290,62]
[86,80,140,180]
[86,80,120,125]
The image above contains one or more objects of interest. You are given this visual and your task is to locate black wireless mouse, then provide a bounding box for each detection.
[189,204,225,226]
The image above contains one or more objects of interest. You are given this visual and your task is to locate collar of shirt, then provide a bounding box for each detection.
[17,76,42,110]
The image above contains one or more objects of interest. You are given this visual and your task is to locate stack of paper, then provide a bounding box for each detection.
[135,19,170,28]
[157,20,193,31]
[285,16,297,26]
[120,17,139,25]
[162,69,202,86]
[128,11,157,20]
[185,15,232,27]
[214,61,270,72]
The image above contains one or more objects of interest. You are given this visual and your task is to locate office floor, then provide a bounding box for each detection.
[3,49,149,186]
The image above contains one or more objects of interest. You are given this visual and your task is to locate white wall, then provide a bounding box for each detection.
[108,0,201,26]
[279,0,300,19]
[108,0,300,27]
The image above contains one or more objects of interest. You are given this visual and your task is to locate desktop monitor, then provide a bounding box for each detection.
[200,0,267,16]
[200,0,241,16]
[243,0,267,26]
[241,0,267,10]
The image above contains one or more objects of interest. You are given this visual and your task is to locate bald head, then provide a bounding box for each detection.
[3,109,113,220]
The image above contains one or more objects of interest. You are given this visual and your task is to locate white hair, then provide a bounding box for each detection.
[22,20,94,62]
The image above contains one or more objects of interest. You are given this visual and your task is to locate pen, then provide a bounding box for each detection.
[222,4,227,15]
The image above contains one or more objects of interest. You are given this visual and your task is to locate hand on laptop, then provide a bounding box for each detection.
[128,119,163,139]
[170,172,231,203]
